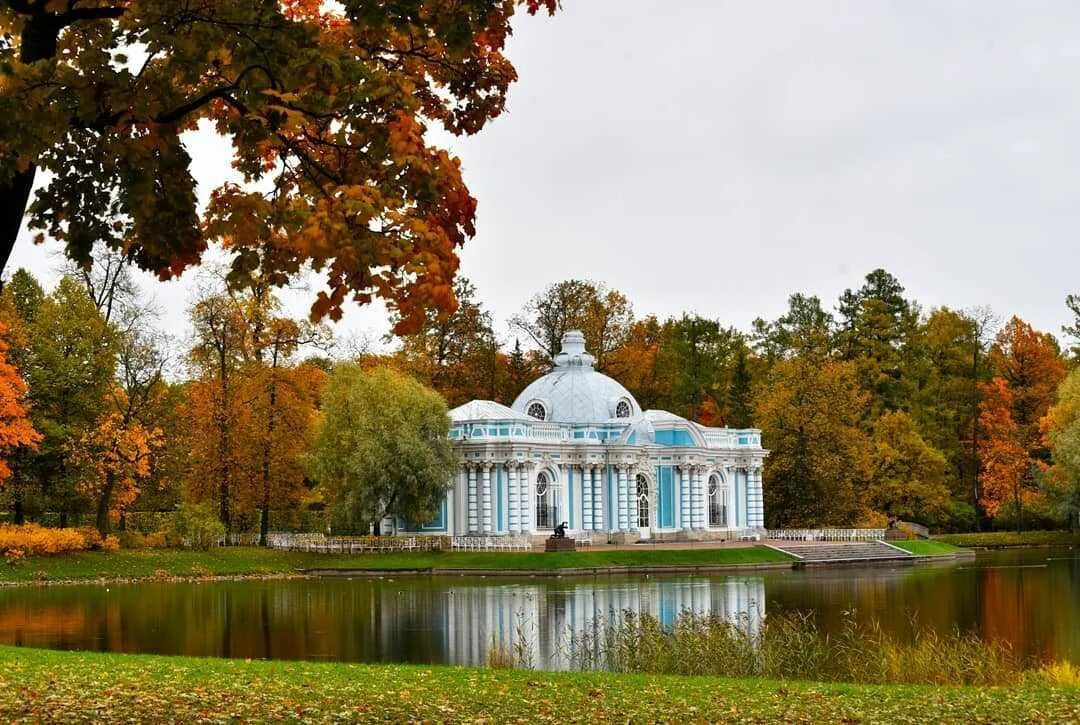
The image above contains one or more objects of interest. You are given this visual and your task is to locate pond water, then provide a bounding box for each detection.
[1,547,1077,669]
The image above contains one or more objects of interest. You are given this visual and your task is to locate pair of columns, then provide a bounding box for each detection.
[677,464,709,529]
[464,461,533,534]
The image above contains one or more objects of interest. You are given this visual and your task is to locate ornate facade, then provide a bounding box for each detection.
[411,330,768,540]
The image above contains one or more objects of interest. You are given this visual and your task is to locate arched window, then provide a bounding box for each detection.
[527,401,546,421]
[636,474,650,528]
[708,474,727,527]
[615,399,631,418]
[536,472,556,529]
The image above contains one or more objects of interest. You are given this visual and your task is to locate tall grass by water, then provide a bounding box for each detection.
[487,610,1043,686]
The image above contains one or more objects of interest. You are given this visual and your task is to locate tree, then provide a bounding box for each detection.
[866,411,950,523]
[308,365,456,535]
[606,316,670,412]
[978,317,1066,529]
[0,1,556,326]
[511,279,633,370]
[666,315,739,424]
[751,293,835,363]
[1041,367,1080,530]
[396,277,497,407]
[1063,294,1080,360]
[727,345,754,429]
[836,269,918,414]
[0,321,40,486]
[183,289,250,530]
[754,359,871,527]
[18,276,117,523]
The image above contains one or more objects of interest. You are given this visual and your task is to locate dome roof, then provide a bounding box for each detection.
[511,330,642,424]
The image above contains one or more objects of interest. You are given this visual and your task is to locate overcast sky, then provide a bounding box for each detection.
[10,0,1080,351]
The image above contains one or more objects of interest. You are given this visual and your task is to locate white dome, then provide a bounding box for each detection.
[511,330,642,424]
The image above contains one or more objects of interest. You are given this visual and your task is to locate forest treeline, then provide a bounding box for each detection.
[1,256,1079,537]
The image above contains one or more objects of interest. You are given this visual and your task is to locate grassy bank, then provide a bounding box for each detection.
[936,530,1080,549]
[0,545,792,584]
[0,646,1075,722]
[888,539,967,557]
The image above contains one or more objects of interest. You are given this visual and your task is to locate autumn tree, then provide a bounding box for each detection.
[978,317,1066,529]
[511,279,633,371]
[0,321,40,487]
[606,316,670,411]
[665,315,740,425]
[754,358,871,527]
[308,365,456,535]
[183,288,250,531]
[1063,293,1080,360]
[751,293,835,363]
[1,1,556,328]
[866,411,950,523]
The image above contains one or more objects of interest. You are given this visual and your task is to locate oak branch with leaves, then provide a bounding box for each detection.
[0,0,557,330]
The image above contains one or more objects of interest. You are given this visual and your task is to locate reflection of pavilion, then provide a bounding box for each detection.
[432,577,766,669]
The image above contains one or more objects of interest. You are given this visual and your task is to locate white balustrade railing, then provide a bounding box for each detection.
[766,528,887,542]
[450,535,532,552]
[239,532,445,553]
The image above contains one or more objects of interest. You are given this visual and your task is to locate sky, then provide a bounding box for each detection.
[9,0,1080,352]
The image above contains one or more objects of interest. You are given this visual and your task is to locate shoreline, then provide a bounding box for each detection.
[0,547,976,587]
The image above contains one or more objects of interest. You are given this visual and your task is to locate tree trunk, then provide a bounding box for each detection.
[96,471,116,537]
[12,493,24,525]
[259,375,278,547]
[0,14,66,281]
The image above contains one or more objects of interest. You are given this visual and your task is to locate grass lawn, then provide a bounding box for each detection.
[888,539,968,557]
[0,646,1075,722]
[936,530,1080,549]
[0,545,793,584]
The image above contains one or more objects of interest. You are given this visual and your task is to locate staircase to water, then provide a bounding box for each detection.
[770,540,914,564]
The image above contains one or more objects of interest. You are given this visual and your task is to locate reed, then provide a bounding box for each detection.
[559,610,1029,686]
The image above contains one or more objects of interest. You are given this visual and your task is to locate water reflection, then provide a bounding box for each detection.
[0,576,765,669]
[1,547,1076,668]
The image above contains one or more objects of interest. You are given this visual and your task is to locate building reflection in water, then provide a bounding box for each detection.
[437,577,766,669]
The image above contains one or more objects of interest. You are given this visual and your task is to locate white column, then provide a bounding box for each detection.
[519,464,532,533]
[693,466,706,529]
[583,465,594,531]
[467,464,478,533]
[679,466,690,530]
[616,466,628,530]
[592,466,603,530]
[747,466,764,528]
[482,463,493,533]
[507,462,519,533]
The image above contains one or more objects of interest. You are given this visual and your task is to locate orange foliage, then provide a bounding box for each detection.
[71,400,164,525]
[0,524,95,556]
[978,317,1066,519]
[0,321,41,484]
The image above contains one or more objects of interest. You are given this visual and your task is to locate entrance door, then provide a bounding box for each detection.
[636,474,651,539]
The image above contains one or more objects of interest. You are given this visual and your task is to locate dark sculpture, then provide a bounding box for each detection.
[551,521,568,539]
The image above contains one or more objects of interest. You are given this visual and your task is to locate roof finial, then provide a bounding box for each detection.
[554,330,595,369]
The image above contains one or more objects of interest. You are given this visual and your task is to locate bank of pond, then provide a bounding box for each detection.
[0,545,1077,719]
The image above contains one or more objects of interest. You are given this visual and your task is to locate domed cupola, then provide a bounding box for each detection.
[511,330,642,424]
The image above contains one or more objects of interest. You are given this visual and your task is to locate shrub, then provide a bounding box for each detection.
[0,524,93,556]
[167,503,226,550]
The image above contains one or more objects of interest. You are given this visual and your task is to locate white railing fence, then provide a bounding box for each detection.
[765,528,887,542]
[451,535,532,552]
[231,533,445,553]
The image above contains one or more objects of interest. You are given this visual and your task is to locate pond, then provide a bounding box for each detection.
[1,547,1077,669]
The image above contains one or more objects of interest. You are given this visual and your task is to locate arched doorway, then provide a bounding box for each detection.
[535,471,558,530]
[636,474,651,536]
[708,474,727,528]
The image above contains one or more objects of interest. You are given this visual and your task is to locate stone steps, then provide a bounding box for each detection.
[771,541,914,564]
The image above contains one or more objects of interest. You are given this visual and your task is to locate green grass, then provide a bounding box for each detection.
[0,646,1074,722]
[0,545,792,583]
[936,530,1080,549]
[889,539,967,557]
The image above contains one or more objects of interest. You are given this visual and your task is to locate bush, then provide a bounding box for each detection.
[0,524,95,556]
[166,503,226,550]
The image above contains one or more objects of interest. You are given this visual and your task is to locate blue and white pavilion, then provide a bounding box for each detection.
[419,330,767,540]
